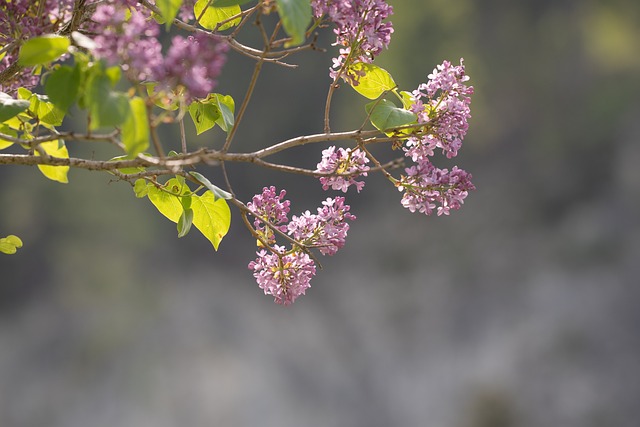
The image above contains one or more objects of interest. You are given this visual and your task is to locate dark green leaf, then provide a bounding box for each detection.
[0,92,30,122]
[177,208,194,237]
[365,99,417,135]
[189,171,233,200]
[44,64,81,112]
[85,73,130,129]
[276,0,311,47]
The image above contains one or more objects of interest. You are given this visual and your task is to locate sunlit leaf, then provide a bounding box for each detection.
[348,63,396,99]
[211,0,254,7]
[211,93,235,132]
[191,190,231,250]
[35,139,69,183]
[0,235,23,255]
[122,97,150,157]
[0,123,16,150]
[188,99,221,135]
[18,34,70,66]
[194,0,241,30]
[156,0,183,29]
[134,179,149,198]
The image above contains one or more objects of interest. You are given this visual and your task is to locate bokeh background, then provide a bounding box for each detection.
[2,0,640,426]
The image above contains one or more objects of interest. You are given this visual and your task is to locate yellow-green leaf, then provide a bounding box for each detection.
[348,63,396,99]
[0,235,23,255]
[18,34,70,66]
[146,178,185,223]
[191,190,230,250]
[35,140,69,183]
[122,97,150,157]
[194,0,241,31]
[0,123,16,150]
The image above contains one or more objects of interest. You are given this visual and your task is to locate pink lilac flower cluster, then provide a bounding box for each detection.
[246,186,291,244]
[287,196,356,255]
[91,3,163,81]
[311,0,393,84]
[398,162,475,216]
[90,0,228,101]
[316,146,370,192]
[0,0,75,94]
[398,59,475,216]
[247,188,355,304]
[408,59,474,159]
[157,33,229,100]
[248,246,316,306]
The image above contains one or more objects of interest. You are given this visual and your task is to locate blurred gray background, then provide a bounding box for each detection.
[2,0,640,426]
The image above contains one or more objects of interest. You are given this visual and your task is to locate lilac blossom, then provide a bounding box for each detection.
[91,2,163,81]
[311,0,394,84]
[316,146,370,192]
[287,196,356,256]
[155,33,228,101]
[397,161,475,216]
[246,186,291,244]
[90,2,227,100]
[249,245,316,306]
[408,59,473,159]
[247,189,356,304]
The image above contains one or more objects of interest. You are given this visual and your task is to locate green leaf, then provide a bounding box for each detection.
[211,0,254,7]
[189,171,233,200]
[276,0,311,47]
[211,93,235,132]
[399,90,414,109]
[35,139,69,183]
[18,88,65,126]
[365,99,417,135]
[44,64,80,112]
[0,235,23,255]
[191,191,231,250]
[146,178,185,223]
[18,34,70,66]
[0,123,17,150]
[0,92,30,122]
[188,99,221,135]
[348,63,397,99]
[85,73,130,129]
[134,179,149,198]
[177,208,194,237]
[145,178,230,250]
[122,97,150,157]
[194,0,241,30]
[156,0,183,29]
